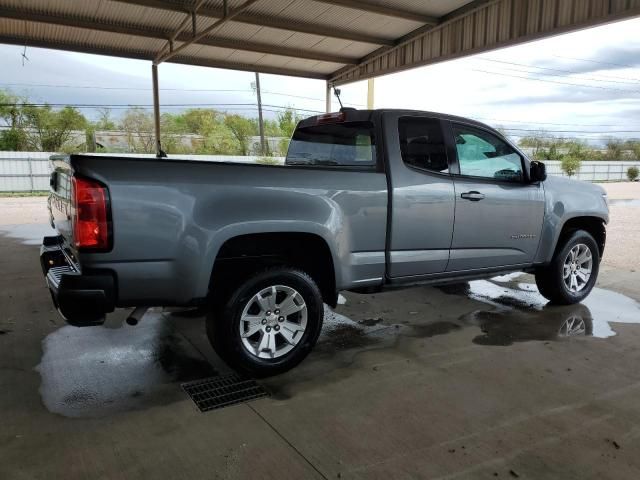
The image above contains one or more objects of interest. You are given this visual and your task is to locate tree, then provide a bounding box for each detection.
[22,105,86,151]
[224,114,257,155]
[604,138,623,160]
[94,108,117,130]
[561,155,581,177]
[202,130,236,154]
[0,90,27,150]
[120,108,155,153]
[628,166,639,181]
[276,108,302,155]
[277,108,301,138]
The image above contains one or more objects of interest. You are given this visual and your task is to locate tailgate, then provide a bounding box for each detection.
[48,154,73,245]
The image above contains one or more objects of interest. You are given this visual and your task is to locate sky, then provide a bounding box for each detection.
[1,16,639,145]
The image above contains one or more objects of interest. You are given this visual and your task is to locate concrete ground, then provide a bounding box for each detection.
[1,185,640,479]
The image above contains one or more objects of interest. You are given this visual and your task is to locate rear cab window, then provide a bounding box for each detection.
[398,116,448,173]
[286,121,376,169]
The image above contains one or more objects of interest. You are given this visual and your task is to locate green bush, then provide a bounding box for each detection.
[561,155,582,177]
[627,166,639,181]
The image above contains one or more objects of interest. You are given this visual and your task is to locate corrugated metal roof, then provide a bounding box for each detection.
[0,0,639,83]
[0,0,471,79]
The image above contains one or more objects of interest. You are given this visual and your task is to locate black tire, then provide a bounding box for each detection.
[206,267,324,377]
[535,230,600,305]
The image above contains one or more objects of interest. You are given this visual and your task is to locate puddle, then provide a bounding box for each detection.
[0,223,55,245]
[609,199,640,207]
[327,276,640,350]
[37,312,216,418]
[453,279,640,341]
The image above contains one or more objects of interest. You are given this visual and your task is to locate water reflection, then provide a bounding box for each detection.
[447,276,640,339]
[37,312,216,418]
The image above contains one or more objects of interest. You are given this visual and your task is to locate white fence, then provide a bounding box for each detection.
[0,152,638,192]
[544,160,640,182]
[0,152,285,192]
[0,152,53,192]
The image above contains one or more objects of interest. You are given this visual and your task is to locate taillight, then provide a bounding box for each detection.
[72,176,110,250]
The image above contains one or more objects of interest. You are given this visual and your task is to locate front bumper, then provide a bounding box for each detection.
[41,235,115,326]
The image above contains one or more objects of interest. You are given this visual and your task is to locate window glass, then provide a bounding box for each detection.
[452,124,523,181]
[285,121,376,168]
[398,117,448,173]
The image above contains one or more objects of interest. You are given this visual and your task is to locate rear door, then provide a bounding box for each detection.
[384,113,455,277]
[446,121,545,271]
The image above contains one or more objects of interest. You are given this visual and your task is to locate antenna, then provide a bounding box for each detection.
[333,86,344,109]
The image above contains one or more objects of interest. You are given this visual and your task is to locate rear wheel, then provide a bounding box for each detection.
[206,268,324,377]
[535,230,599,305]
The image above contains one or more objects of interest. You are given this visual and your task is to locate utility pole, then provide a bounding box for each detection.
[152,64,166,157]
[254,72,266,156]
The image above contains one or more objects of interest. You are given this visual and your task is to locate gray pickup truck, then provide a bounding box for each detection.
[41,108,608,376]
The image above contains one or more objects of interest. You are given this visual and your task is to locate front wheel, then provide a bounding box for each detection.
[206,268,324,377]
[535,230,600,305]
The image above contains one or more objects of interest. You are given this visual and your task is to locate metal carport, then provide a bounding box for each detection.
[1,0,639,155]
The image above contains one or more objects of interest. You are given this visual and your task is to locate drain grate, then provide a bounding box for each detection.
[182,373,269,412]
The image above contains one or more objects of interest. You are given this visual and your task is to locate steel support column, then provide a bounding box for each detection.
[151,63,165,158]
[325,81,331,113]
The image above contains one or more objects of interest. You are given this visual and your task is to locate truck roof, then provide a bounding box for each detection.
[297,108,494,132]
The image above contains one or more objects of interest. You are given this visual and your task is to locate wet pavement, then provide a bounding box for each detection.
[37,312,217,418]
[2,228,640,479]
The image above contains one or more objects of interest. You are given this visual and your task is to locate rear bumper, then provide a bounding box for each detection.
[41,235,115,326]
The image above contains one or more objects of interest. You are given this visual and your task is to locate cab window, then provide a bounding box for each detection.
[452,124,523,182]
[398,117,448,173]
[286,121,376,168]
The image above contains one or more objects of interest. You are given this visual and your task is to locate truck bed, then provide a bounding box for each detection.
[49,154,388,306]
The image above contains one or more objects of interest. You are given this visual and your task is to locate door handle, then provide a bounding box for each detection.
[460,191,485,201]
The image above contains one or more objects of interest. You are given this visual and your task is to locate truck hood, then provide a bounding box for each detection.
[544,175,606,196]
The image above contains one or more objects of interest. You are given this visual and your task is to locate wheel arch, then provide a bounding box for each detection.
[552,215,606,262]
[208,230,339,307]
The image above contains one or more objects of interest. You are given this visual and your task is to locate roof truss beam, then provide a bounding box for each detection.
[0,6,357,65]
[0,34,327,79]
[112,0,394,46]
[155,0,261,64]
[312,0,438,24]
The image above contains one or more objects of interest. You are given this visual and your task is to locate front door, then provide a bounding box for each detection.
[446,122,545,272]
[386,114,455,277]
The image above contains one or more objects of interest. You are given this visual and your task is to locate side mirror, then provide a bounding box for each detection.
[530,160,547,182]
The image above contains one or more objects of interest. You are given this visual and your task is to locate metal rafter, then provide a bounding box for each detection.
[0,6,356,65]
[110,0,394,46]
[154,0,206,61]
[312,0,438,24]
[155,0,262,64]
[0,34,328,79]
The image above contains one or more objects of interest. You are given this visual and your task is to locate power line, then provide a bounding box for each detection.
[552,54,639,70]
[0,82,366,106]
[475,117,640,128]
[472,69,640,93]
[0,102,324,113]
[479,58,640,84]
[501,127,640,134]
